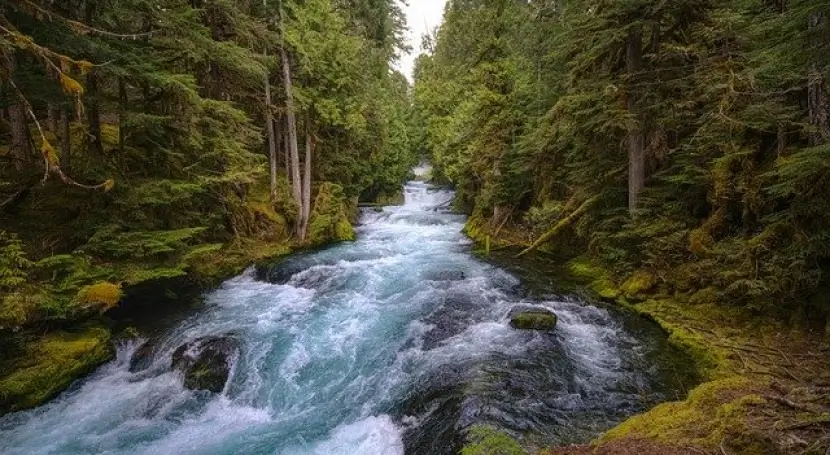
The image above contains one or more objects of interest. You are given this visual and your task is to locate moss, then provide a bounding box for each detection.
[307,182,355,246]
[463,215,528,250]
[689,286,719,306]
[189,239,292,286]
[74,281,123,313]
[599,376,770,452]
[620,269,658,299]
[374,188,405,206]
[632,299,737,379]
[509,311,558,330]
[0,326,113,413]
[566,257,620,300]
[462,425,527,455]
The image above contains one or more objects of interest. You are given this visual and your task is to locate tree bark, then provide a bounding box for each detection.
[47,104,59,132]
[517,196,598,257]
[808,13,830,146]
[281,41,303,235]
[283,122,290,178]
[86,71,104,156]
[6,56,29,172]
[626,26,646,214]
[60,106,71,172]
[300,130,313,240]
[264,55,279,203]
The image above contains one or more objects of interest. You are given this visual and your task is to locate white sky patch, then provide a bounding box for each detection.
[396,0,447,82]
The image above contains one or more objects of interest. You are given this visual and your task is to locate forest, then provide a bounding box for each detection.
[411,0,830,452]
[2,0,830,453]
[0,0,415,411]
[413,0,830,332]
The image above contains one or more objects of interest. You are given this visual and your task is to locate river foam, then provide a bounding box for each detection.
[0,181,695,454]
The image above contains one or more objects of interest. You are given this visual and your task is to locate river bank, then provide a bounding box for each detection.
[0,184,359,415]
[0,182,698,455]
[465,223,830,454]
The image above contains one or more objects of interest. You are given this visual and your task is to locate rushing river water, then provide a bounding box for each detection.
[0,181,696,455]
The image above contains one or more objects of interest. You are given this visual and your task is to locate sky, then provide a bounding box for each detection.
[396,0,447,82]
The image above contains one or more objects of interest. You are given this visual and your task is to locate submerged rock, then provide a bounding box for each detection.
[508,306,558,331]
[171,335,239,393]
[425,270,466,281]
[129,340,156,372]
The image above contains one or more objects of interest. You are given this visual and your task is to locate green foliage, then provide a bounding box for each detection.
[413,0,830,330]
[0,0,413,333]
[307,182,355,246]
[0,232,32,290]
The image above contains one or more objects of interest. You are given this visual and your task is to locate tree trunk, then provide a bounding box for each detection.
[5,53,29,172]
[300,131,313,240]
[47,104,59,132]
[60,106,71,171]
[626,26,646,214]
[86,71,104,156]
[282,122,290,178]
[808,13,830,146]
[517,196,599,257]
[281,42,303,235]
[264,55,279,203]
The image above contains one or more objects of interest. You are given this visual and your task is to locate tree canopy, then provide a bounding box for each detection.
[413,0,830,329]
[0,0,417,330]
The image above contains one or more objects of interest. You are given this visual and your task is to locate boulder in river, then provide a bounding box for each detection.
[129,340,156,372]
[425,270,466,281]
[508,306,558,331]
[171,335,240,393]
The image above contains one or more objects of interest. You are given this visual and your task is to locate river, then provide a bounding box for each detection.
[0,181,696,454]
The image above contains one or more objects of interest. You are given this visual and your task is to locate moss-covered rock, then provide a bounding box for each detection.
[0,326,113,414]
[74,281,123,314]
[307,182,356,246]
[172,335,240,393]
[129,340,156,373]
[461,425,526,455]
[508,307,558,331]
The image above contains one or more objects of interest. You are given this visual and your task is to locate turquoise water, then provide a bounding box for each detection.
[0,182,695,454]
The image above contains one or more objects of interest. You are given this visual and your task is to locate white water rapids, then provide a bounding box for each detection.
[0,181,694,454]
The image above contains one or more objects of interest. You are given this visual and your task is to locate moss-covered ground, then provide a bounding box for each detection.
[0,326,112,414]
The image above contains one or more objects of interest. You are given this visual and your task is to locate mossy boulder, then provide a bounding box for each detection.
[508,306,558,331]
[0,326,113,414]
[171,335,239,393]
[74,281,123,314]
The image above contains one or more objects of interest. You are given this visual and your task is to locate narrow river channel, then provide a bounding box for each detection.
[0,180,696,455]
